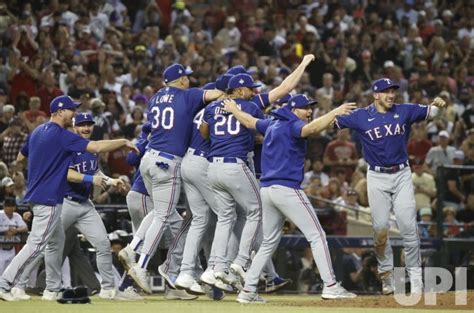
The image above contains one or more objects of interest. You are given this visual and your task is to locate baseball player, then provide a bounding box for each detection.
[333,78,446,295]
[223,57,315,290]
[0,197,28,275]
[199,73,265,289]
[223,94,357,303]
[127,64,222,293]
[42,112,132,300]
[119,123,195,300]
[0,95,138,302]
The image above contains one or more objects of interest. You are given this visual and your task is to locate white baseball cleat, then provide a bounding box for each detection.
[164,287,198,300]
[118,244,137,271]
[321,282,357,299]
[410,278,424,295]
[11,287,31,300]
[230,263,247,285]
[380,271,395,295]
[236,290,266,304]
[175,273,206,295]
[98,288,117,300]
[116,287,144,301]
[42,289,60,301]
[158,264,176,289]
[200,268,216,285]
[215,271,243,291]
[0,289,16,301]
[128,265,152,294]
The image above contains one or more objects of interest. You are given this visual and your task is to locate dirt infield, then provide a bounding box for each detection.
[283,291,474,310]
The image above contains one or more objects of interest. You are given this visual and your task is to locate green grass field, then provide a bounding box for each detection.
[1,295,472,313]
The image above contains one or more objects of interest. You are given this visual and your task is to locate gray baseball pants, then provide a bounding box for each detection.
[367,167,422,278]
[244,186,337,292]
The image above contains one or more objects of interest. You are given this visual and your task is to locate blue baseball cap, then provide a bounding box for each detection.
[163,63,193,83]
[274,94,291,106]
[287,94,317,109]
[73,112,95,126]
[50,95,81,113]
[226,65,248,75]
[202,82,216,90]
[215,74,233,91]
[228,73,261,90]
[372,78,400,93]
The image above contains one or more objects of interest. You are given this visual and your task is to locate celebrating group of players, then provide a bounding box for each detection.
[0,53,446,303]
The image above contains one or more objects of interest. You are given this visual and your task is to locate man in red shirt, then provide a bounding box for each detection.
[36,70,63,115]
[323,129,358,180]
[407,122,432,163]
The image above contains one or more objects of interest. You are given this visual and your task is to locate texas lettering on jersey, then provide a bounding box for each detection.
[365,123,407,141]
[70,157,98,173]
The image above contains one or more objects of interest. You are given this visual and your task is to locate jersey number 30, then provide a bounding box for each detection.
[214,115,240,135]
[150,107,174,129]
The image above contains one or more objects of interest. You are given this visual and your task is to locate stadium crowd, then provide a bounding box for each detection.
[0,0,473,294]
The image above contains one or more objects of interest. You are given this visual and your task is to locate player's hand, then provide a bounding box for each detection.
[93,176,108,190]
[124,140,140,154]
[107,178,124,188]
[223,99,239,113]
[431,96,446,108]
[302,54,315,65]
[334,102,357,116]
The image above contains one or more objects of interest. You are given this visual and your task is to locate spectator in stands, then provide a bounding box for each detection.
[90,98,112,140]
[18,96,47,132]
[301,159,329,189]
[316,73,334,100]
[1,118,28,167]
[443,150,466,211]
[412,161,436,211]
[215,16,241,57]
[36,70,63,115]
[359,251,381,293]
[297,247,322,293]
[0,105,15,134]
[457,193,474,225]
[425,130,456,174]
[408,122,432,163]
[319,178,342,204]
[11,172,26,205]
[461,135,474,194]
[443,206,463,238]
[323,128,358,181]
[418,207,435,238]
[0,197,28,275]
[341,248,363,292]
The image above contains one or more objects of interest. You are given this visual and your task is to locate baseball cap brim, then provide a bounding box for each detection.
[184,69,193,76]
[378,85,400,92]
[248,82,261,88]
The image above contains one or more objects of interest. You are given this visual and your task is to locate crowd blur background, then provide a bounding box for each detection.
[0,0,473,294]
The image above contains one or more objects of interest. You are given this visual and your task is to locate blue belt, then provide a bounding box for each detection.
[211,157,248,166]
[369,160,410,174]
[158,151,175,160]
[66,196,85,203]
[193,149,207,158]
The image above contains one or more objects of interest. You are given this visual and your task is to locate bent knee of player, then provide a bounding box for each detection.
[373,228,389,244]
[94,239,112,254]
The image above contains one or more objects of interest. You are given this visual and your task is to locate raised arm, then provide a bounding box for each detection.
[67,168,108,190]
[204,90,225,102]
[268,54,315,103]
[301,103,356,138]
[86,139,139,154]
[427,96,446,119]
[223,99,259,129]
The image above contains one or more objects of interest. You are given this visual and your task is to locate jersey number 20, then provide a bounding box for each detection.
[214,115,240,135]
[150,107,174,129]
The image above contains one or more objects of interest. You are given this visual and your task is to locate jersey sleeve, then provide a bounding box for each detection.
[187,87,206,114]
[247,101,265,119]
[127,139,148,166]
[334,111,358,130]
[403,103,430,124]
[60,129,90,153]
[202,104,213,125]
[256,119,271,135]
[251,93,270,110]
[20,136,30,157]
[290,119,307,138]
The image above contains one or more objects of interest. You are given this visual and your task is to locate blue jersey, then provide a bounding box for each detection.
[147,87,206,157]
[65,152,98,202]
[189,108,210,154]
[256,107,307,189]
[335,103,430,168]
[127,137,149,196]
[22,122,89,205]
[204,99,264,160]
